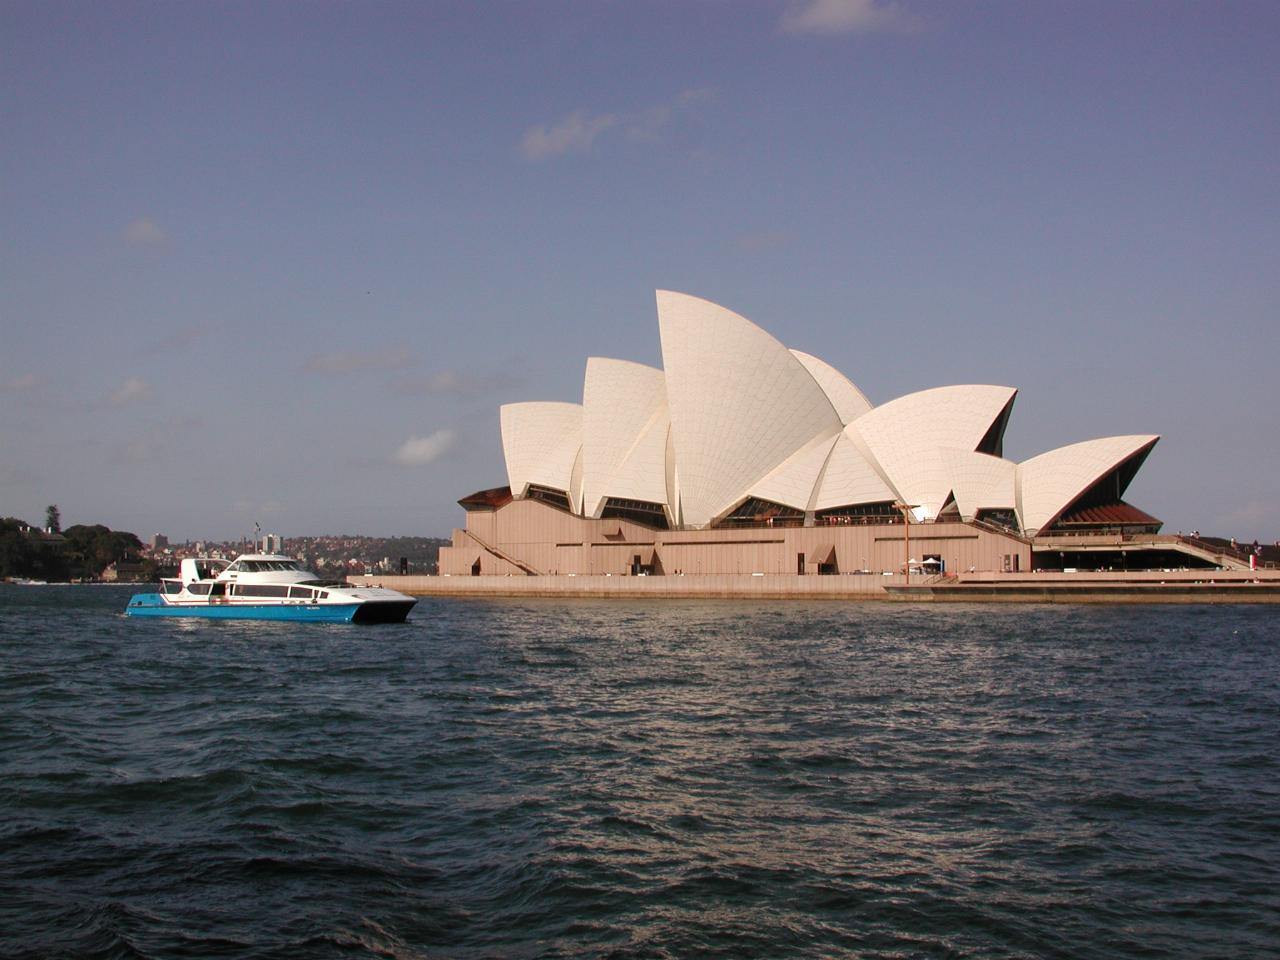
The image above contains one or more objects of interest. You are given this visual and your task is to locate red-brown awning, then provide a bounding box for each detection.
[458,486,513,510]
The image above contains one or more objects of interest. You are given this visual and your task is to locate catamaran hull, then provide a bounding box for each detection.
[125,593,414,624]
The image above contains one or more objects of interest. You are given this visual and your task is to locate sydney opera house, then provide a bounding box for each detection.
[438,291,1228,585]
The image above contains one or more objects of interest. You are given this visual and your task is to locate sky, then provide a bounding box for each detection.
[2,0,1277,542]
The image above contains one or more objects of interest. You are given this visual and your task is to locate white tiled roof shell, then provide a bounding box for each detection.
[790,350,873,423]
[1016,435,1159,535]
[499,401,583,502]
[749,428,842,511]
[939,449,1016,519]
[813,431,899,510]
[656,291,843,527]
[581,358,670,517]
[851,385,1017,520]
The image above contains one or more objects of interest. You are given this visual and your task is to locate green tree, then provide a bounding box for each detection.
[45,504,61,534]
[0,518,36,578]
[0,517,68,580]
[62,524,143,578]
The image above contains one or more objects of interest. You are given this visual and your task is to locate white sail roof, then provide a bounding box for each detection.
[657,290,842,527]
[852,385,1017,520]
[581,358,669,517]
[492,293,1160,539]
[939,449,1017,520]
[1016,435,1159,535]
[499,401,583,502]
[790,349,873,423]
[749,428,842,511]
[812,430,899,511]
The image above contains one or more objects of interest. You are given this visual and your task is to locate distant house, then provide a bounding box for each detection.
[102,560,148,582]
[23,527,67,550]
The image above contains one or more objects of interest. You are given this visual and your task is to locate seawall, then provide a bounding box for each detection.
[350,569,1280,602]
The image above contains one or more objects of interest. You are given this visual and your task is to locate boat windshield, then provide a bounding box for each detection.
[299,579,348,588]
[227,559,305,572]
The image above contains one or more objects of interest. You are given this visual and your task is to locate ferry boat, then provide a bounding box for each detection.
[125,554,417,623]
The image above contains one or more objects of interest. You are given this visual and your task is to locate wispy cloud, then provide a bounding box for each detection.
[229,500,283,522]
[154,325,210,352]
[1,372,42,394]
[109,376,152,406]
[780,0,927,35]
[520,109,618,161]
[115,417,203,464]
[393,430,456,466]
[303,348,416,374]
[123,217,169,248]
[392,369,522,399]
[735,229,791,253]
[520,88,714,161]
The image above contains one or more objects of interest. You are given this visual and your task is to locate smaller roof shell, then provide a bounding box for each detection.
[852,385,1017,520]
[939,450,1017,520]
[500,401,583,501]
[581,358,669,517]
[1015,435,1159,535]
[812,430,899,510]
[790,350,873,423]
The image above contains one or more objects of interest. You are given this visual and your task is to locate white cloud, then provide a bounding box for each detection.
[735,229,791,253]
[303,348,415,374]
[781,0,927,35]
[1,373,41,393]
[109,376,152,406]
[520,109,618,161]
[155,325,210,352]
[392,369,521,398]
[117,434,166,464]
[393,430,456,466]
[520,88,714,161]
[229,500,283,522]
[123,217,169,248]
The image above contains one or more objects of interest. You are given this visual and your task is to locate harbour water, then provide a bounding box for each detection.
[1,585,1277,958]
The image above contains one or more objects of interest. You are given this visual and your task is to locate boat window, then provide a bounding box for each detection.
[318,591,329,600]
[236,583,291,598]
[226,561,241,572]
[188,582,212,595]
[289,586,315,600]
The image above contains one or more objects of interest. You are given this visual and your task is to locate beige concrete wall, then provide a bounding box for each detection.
[352,567,1280,601]
[374,572,905,598]
[438,500,1032,577]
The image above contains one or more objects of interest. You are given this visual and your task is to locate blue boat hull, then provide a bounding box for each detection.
[124,593,393,623]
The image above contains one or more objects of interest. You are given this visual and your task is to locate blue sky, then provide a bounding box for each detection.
[3,0,1277,542]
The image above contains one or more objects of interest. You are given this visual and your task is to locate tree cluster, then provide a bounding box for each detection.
[0,517,148,581]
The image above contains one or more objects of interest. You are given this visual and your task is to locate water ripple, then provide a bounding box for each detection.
[1,586,1278,957]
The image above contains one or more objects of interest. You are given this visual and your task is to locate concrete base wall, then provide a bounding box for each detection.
[355,572,907,599]
[438,499,1032,578]
[349,567,1280,602]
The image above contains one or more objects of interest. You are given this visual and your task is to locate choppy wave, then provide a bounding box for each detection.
[1,586,1278,958]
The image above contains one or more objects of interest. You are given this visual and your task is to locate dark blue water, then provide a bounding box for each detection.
[1,585,1277,959]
